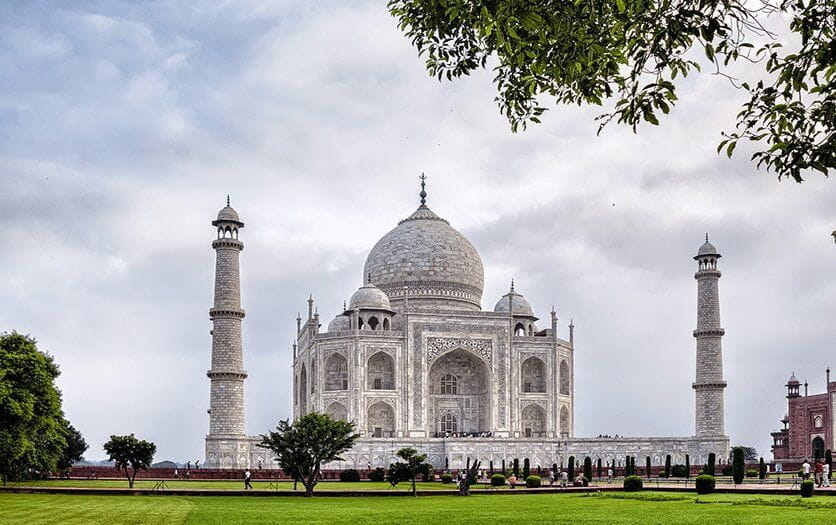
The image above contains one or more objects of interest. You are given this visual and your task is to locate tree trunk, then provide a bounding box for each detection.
[125,466,134,488]
[411,471,417,497]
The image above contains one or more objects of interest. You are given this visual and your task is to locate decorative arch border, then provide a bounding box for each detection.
[426,336,493,366]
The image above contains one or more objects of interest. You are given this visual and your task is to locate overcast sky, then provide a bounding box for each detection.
[2,1,833,463]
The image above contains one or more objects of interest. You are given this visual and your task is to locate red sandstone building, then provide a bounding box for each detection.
[771,369,834,461]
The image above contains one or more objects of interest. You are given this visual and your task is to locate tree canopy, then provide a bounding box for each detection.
[258,412,359,496]
[103,434,156,488]
[388,0,834,182]
[57,423,88,474]
[0,332,68,484]
[394,447,431,496]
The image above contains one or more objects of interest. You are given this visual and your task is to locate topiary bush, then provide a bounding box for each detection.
[340,469,360,482]
[525,475,541,488]
[368,467,385,482]
[745,469,758,478]
[671,464,688,478]
[441,473,453,484]
[623,475,643,492]
[695,475,715,494]
[800,480,815,498]
[491,473,506,487]
[721,465,733,476]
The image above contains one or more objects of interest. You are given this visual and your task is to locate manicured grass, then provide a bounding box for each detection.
[2,491,835,524]
[20,479,461,491]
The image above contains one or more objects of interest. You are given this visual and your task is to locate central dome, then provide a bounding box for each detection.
[363,203,484,311]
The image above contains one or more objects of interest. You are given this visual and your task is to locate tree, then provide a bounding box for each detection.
[0,332,67,485]
[489,460,494,476]
[103,434,156,488]
[389,0,834,182]
[732,446,745,485]
[664,455,672,478]
[395,447,431,497]
[568,456,575,479]
[258,412,359,497]
[826,450,832,480]
[685,454,690,479]
[759,457,767,480]
[729,446,758,462]
[706,452,716,476]
[513,458,520,477]
[57,423,88,476]
[583,456,592,482]
[597,458,602,479]
[522,458,530,479]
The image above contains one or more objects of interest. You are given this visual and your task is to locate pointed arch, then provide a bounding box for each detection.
[325,353,348,391]
[522,404,546,437]
[326,401,348,422]
[521,356,546,393]
[367,401,395,437]
[299,364,308,416]
[367,352,395,390]
[559,405,570,436]
[559,360,570,395]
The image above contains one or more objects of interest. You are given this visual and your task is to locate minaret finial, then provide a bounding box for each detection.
[227,194,230,207]
[705,232,709,242]
[367,271,372,284]
[419,173,427,206]
[510,278,515,292]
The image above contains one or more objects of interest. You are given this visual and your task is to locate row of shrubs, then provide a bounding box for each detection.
[626,474,817,498]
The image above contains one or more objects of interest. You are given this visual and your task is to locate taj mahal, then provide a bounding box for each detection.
[203,180,730,470]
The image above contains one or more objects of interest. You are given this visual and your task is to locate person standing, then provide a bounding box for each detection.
[814,460,823,486]
[802,459,811,481]
[823,462,831,487]
[607,467,613,484]
[244,469,253,490]
[549,469,555,486]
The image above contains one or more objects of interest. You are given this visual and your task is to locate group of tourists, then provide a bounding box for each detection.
[435,431,494,438]
[800,459,831,487]
[172,460,201,479]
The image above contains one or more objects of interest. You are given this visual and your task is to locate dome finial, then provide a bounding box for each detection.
[367,270,372,284]
[227,194,230,207]
[419,173,427,206]
[705,232,709,242]
[510,278,515,292]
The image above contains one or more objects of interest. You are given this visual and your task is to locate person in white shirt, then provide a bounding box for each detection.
[823,463,831,487]
[802,459,811,480]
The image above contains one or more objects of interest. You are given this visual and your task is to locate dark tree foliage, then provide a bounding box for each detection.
[729,445,758,461]
[57,423,88,474]
[706,452,716,476]
[759,457,767,479]
[258,412,359,497]
[646,456,651,479]
[0,332,68,485]
[597,458,603,479]
[389,0,834,181]
[103,434,156,488]
[826,450,833,475]
[523,457,530,479]
[568,456,575,479]
[664,455,672,478]
[513,458,520,477]
[583,456,592,482]
[732,446,745,484]
[395,447,431,496]
[686,454,690,478]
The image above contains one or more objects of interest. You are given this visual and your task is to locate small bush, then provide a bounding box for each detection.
[525,475,541,488]
[695,475,715,494]
[624,475,643,492]
[441,473,453,484]
[671,464,688,477]
[800,480,815,498]
[368,467,385,482]
[491,474,506,487]
[721,465,733,476]
[745,469,758,478]
[340,469,360,482]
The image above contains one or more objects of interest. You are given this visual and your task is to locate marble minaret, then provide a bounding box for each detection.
[205,197,249,467]
[693,235,727,437]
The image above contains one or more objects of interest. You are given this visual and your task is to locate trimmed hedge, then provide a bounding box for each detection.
[491,473,506,486]
[441,473,453,484]
[800,480,815,498]
[340,469,360,482]
[368,467,385,482]
[745,469,758,478]
[525,475,541,488]
[695,475,715,494]
[624,475,643,492]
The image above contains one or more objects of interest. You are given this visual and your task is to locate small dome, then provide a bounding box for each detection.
[349,283,392,311]
[328,314,351,332]
[494,284,535,317]
[695,236,720,258]
[787,372,799,385]
[217,205,240,223]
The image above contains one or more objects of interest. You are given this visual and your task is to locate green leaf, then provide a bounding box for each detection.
[615,0,626,13]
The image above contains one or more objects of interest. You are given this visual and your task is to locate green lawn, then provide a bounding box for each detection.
[18,479,461,491]
[2,492,835,524]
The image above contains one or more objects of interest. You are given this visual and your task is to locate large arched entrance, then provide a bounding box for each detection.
[428,349,490,436]
[812,436,825,459]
